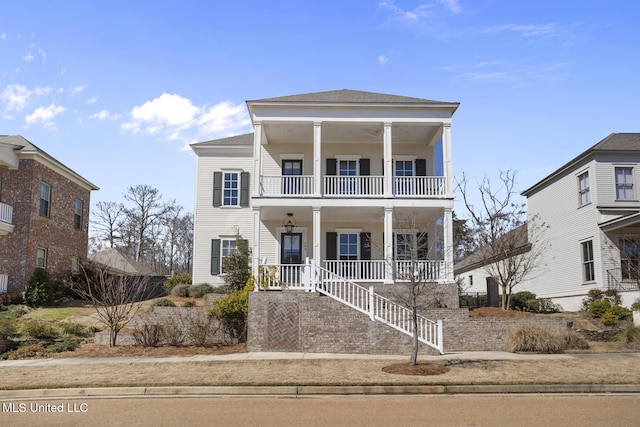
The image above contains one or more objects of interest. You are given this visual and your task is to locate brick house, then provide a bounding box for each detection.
[0,135,98,294]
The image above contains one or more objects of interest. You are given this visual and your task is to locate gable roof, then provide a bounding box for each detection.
[247,89,459,109]
[89,248,158,275]
[522,133,640,197]
[190,132,254,148]
[0,135,99,191]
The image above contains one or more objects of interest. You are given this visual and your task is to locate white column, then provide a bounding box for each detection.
[384,207,394,284]
[252,123,263,197]
[442,123,452,197]
[313,122,322,197]
[443,207,454,282]
[383,122,393,198]
[252,207,261,290]
[312,206,321,261]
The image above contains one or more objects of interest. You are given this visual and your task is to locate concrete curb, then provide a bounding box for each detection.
[1,384,639,399]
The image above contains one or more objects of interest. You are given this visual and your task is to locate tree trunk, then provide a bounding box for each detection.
[109,329,118,347]
[410,310,419,366]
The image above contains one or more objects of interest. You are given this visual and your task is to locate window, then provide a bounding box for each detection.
[338,233,358,260]
[581,240,595,282]
[71,256,80,274]
[338,159,358,195]
[74,200,83,229]
[220,239,238,273]
[282,159,302,194]
[395,160,414,195]
[619,235,640,280]
[223,172,240,206]
[36,248,47,269]
[39,182,50,216]
[615,167,634,200]
[578,171,590,206]
[395,233,413,260]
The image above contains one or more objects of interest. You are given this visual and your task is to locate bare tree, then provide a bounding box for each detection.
[92,201,126,249]
[68,261,150,347]
[457,170,548,309]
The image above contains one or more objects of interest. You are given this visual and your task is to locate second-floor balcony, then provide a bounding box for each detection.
[259,175,446,198]
[0,202,13,235]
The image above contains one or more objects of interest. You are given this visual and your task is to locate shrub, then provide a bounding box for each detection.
[601,305,631,326]
[510,291,537,311]
[8,342,49,360]
[171,284,190,298]
[163,273,192,295]
[504,324,564,353]
[183,301,196,308]
[23,269,54,307]
[210,280,253,342]
[0,318,18,339]
[588,300,611,318]
[0,304,28,319]
[57,322,92,338]
[185,312,220,347]
[223,236,251,292]
[154,298,176,307]
[132,322,164,347]
[528,298,562,314]
[161,316,186,346]
[21,320,58,339]
[631,299,640,310]
[0,293,23,308]
[189,283,214,298]
[581,289,621,310]
[48,340,80,353]
[618,321,640,345]
[562,330,590,350]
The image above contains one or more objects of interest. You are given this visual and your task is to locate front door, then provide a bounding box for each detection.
[281,233,302,284]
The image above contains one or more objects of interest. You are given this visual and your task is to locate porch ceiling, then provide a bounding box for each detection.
[262,122,441,145]
[258,205,443,225]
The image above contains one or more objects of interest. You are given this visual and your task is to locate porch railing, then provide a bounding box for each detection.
[322,260,446,282]
[394,176,445,196]
[0,202,12,224]
[258,259,444,354]
[607,268,640,291]
[260,175,315,196]
[0,274,8,293]
[323,176,384,196]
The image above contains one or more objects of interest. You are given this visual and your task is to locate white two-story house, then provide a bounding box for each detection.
[191,89,459,292]
[456,133,640,311]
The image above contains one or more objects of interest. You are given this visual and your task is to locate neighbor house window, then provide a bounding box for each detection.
[581,240,595,282]
[615,167,634,200]
[338,233,358,260]
[619,235,640,280]
[74,199,83,229]
[36,248,47,269]
[220,239,238,273]
[39,182,50,216]
[223,172,240,206]
[578,171,590,206]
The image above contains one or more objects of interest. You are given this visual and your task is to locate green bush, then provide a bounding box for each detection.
[210,279,253,342]
[21,320,58,339]
[23,269,54,307]
[529,298,562,314]
[581,289,621,310]
[510,291,537,311]
[163,273,192,295]
[47,340,80,353]
[171,284,190,298]
[223,236,251,292]
[0,318,18,338]
[189,284,214,298]
[57,322,92,338]
[183,300,196,307]
[601,305,631,326]
[631,299,640,310]
[154,298,176,307]
[588,300,611,318]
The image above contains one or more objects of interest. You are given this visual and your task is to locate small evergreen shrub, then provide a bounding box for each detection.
[600,305,631,326]
[510,291,537,311]
[171,284,190,298]
[163,273,192,295]
[631,299,640,310]
[57,322,92,338]
[21,320,58,339]
[588,300,611,318]
[23,269,54,307]
[0,318,17,339]
[189,284,214,298]
[581,289,621,310]
[183,301,196,308]
[154,298,176,307]
[210,279,253,342]
[48,340,80,353]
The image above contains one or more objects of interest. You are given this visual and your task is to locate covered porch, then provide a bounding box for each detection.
[600,211,640,291]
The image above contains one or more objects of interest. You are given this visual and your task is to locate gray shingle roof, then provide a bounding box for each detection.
[248,89,456,105]
[522,133,640,197]
[191,132,254,147]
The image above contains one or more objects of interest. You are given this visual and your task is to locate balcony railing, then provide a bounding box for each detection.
[323,260,445,282]
[0,274,7,293]
[258,175,446,197]
[0,202,12,224]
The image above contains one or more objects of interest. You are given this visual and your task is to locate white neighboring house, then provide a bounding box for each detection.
[191,89,459,290]
[456,133,640,311]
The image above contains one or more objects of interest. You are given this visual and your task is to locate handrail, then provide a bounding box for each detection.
[607,268,640,291]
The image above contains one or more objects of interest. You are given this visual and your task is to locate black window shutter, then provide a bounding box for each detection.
[359,159,370,176]
[240,172,250,207]
[211,239,221,275]
[213,172,222,207]
[326,232,337,260]
[416,159,427,176]
[326,158,337,176]
[360,232,371,260]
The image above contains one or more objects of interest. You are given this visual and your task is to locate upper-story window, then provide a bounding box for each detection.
[39,182,50,217]
[282,159,303,195]
[224,172,240,206]
[615,167,634,200]
[74,199,83,229]
[577,171,590,206]
[212,171,249,207]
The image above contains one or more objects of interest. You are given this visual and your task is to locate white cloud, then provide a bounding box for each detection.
[69,85,86,96]
[1,84,54,113]
[122,93,251,147]
[87,97,98,105]
[380,1,433,22]
[23,52,34,62]
[1,33,6,41]
[39,48,46,63]
[378,54,389,64]
[483,24,557,38]
[89,109,120,120]
[438,0,461,14]
[25,104,66,130]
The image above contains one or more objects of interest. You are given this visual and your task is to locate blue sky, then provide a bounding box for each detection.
[1,1,639,215]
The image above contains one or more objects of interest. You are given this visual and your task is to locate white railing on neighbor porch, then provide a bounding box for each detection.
[260,175,315,196]
[0,202,12,224]
[322,260,445,283]
[394,176,445,196]
[0,274,8,293]
[323,176,384,196]
[258,259,444,354]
